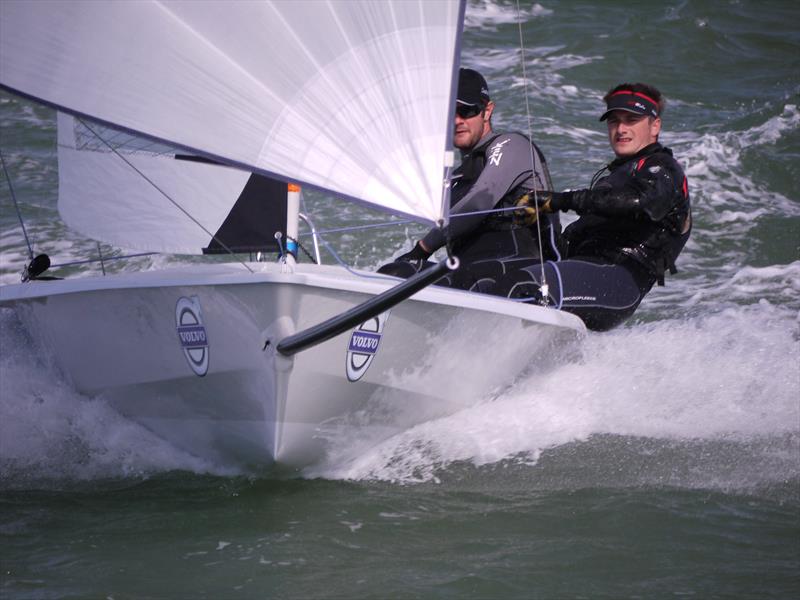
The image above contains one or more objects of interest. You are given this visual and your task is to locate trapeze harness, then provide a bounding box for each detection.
[491,143,691,331]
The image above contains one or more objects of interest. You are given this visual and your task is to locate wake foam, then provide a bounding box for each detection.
[0,309,234,488]
[672,104,800,223]
[4,294,794,490]
[465,0,552,31]
[308,302,799,487]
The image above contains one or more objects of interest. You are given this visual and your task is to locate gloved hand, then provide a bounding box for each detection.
[395,241,431,262]
[536,191,555,213]
[515,189,592,217]
[513,191,555,226]
[377,241,432,277]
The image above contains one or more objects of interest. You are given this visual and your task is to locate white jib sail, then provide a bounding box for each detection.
[57,113,256,254]
[0,0,461,228]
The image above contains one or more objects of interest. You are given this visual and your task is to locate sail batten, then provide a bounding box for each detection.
[0,0,461,232]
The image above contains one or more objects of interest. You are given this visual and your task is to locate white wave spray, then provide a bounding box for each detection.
[308,300,799,486]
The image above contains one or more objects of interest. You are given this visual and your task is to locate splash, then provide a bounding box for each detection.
[0,309,234,487]
[309,302,799,485]
[672,104,800,221]
[465,0,553,31]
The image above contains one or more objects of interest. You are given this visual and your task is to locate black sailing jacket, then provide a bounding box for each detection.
[563,143,691,285]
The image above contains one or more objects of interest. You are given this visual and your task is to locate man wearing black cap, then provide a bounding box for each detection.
[490,82,692,331]
[380,68,561,291]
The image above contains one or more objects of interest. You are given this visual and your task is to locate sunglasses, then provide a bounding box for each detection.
[455,103,483,119]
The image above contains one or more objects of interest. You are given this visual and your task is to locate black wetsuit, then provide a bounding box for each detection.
[381,132,562,291]
[490,143,691,331]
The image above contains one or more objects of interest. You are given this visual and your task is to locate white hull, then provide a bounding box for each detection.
[0,263,585,471]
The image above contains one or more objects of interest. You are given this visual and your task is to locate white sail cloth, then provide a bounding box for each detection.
[1,0,461,233]
[57,113,260,254]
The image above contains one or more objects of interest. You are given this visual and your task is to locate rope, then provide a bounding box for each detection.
[296,204,543,243]
[316,234,402,282]
[515,0,549,301]
[297,218,415,238]
[296,203,543,281]
[75,112,547,283]
[285,235,317,264]
[0,148,35,261]
[546,260,564,309]
[50,252,158,269]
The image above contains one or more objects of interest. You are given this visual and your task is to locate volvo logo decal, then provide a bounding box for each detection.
[176,296,209,377]
[346,311,389,382]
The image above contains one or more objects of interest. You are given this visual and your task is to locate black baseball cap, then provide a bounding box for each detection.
[600,90,659,121]
[457,68,490,106]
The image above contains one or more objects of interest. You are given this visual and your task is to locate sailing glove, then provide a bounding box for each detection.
[513,191,563,216]
[396,242,432,263]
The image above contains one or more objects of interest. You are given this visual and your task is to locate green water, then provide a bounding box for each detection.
[3,466,797,599]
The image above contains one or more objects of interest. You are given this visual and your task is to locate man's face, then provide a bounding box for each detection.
[606,111,661,157]
[454,101,494,150]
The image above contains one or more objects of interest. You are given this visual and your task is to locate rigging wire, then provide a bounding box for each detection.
[0,148,158,274]
[0,148,35,261]
[298,218,415,238]
[296,204,540,285]
[295,204,534,241]
[299,4,556,291]
[515,0,550,301]
[49,252,157,270]
[77,117,255,274]
[317,234,403,282]
[75,96,560,279]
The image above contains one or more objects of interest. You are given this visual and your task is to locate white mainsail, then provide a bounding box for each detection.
[0,0,462,229]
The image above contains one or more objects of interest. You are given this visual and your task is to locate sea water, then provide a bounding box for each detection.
[1,1,798,598]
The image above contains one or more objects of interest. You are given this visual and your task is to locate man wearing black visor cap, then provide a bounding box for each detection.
[379,68,562,291]
[601,89,660,120]
[490,82,692,331]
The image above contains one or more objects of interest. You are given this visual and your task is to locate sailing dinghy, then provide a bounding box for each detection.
[0,1,585,470]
